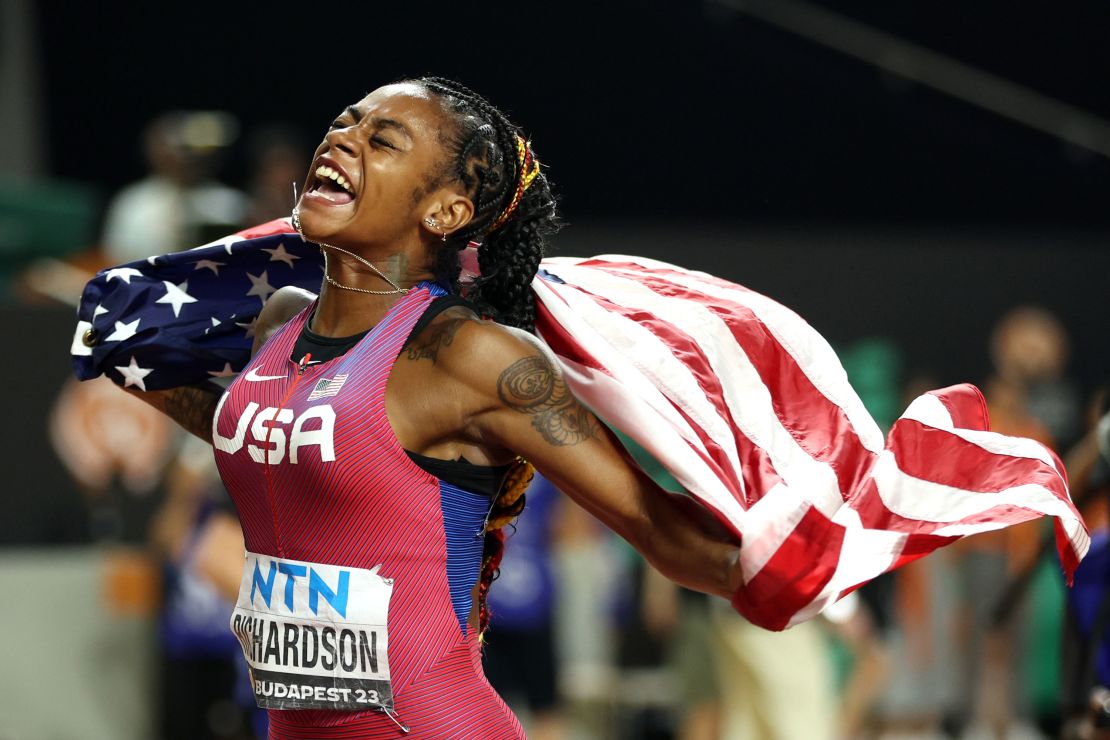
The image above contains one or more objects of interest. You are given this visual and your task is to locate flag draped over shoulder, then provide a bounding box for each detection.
[72,219,1089,630]
[72,220,318,387]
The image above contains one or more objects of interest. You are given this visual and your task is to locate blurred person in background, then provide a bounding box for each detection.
[641,566,722,740]
[956,307,1079,739]
[101,111,247,262]
[244,126,309,225]
[150,437,258,740]
[483,473,568,740]
[49,373,177,541]
[1056,388,1110,739]
[987,306,1081,450]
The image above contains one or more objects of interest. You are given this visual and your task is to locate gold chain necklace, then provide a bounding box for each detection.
[292,208,410,296]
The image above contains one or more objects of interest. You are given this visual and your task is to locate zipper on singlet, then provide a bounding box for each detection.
[260,353,313,557]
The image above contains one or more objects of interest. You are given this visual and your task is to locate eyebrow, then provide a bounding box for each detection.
[370,117,413,141]
[340,105,413,142]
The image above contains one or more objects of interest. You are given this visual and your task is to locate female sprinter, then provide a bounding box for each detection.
[133,77,741,739]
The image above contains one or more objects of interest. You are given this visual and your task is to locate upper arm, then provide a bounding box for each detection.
[438,324,740,600]
[252,286,317,355]
[439,324,655,541]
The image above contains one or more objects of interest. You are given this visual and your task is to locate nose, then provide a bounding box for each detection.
[324,126,358,158]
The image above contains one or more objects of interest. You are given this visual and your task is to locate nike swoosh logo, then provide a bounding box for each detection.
[243,367,287,382]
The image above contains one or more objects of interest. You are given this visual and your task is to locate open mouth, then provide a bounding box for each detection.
[308,164,355,205]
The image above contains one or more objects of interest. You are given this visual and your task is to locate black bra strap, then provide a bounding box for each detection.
[401,295,477,350]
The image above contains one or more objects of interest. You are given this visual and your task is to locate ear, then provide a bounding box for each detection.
[423,192,474,239]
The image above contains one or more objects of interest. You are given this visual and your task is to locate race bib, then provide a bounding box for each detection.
[231,551,394,711]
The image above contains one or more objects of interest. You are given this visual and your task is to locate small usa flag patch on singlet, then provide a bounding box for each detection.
[307,374,348,401]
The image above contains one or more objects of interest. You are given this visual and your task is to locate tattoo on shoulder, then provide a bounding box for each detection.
[497,356,600,446]
[405,316,474,364]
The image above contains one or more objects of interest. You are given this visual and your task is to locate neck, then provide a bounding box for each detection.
[310,283,399,337]
[310,249,430,337]
[325,246,409,291]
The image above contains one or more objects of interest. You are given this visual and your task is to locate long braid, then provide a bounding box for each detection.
[412,77,557,637]
[478,459,534,636]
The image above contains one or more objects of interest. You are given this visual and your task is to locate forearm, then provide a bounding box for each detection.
[633,479,742,600]
[551,456,740,600]
[123,383,221,443]
[471,331,743,599]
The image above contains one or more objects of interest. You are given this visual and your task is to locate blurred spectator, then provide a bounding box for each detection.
[990,306,1082,449]
[641,567,722,740]
[151,437,255,740]
[49,374,178,541]
[709,601,838,740]
[244,126,309,225]
[484,473,568,740]
[1060,389,1110,738]
[949,307,1082,739]
[101,111,246,262]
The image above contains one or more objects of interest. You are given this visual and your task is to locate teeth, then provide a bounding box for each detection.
[314,165,354,194]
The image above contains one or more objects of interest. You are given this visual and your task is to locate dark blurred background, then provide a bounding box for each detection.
[26,0,1110,222]
[14,0,1110,385]
[2,2,1109,739]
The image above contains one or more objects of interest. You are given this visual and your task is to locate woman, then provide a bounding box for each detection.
[131,77,742,739]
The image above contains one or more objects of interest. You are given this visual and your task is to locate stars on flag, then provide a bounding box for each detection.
[156,280,198,317]
[105,267,143,284]
[114,355,153,391]
[73,224,328,390]
[246,271,276,304]
[105,318,141,342]
[235,316,259,338]
[194,259,225,276]
[207,362,238,378]
[262,243,301,268]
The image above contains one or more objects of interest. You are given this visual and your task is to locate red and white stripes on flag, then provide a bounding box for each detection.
[532,255,1089,631]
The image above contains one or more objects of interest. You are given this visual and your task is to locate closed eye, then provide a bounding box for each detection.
[370,135,396,149]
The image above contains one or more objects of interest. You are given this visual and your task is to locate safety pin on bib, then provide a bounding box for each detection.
[380,706,410,734]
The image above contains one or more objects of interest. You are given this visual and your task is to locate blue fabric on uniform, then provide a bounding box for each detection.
[438,480,490,633]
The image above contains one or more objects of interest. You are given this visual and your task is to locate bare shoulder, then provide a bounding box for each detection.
[406,308,549,373]
[252,286,317,355]
[427,315,601,448]
[406,310,565,409]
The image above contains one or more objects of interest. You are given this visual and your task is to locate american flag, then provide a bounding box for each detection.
[71,219,1088,630]
[531,256,1087,628]
[72,220,317,390]
[307,374,349,401]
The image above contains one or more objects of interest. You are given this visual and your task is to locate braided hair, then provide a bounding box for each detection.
[415,76,559,333]
[412,77,559,637]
